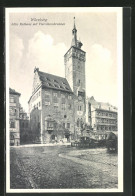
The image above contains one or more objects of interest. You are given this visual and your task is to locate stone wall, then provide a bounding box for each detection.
[9,93,20,146]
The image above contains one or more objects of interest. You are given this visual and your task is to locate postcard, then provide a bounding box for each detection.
[6,7,123,193]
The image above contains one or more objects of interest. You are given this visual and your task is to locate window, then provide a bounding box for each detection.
[45,101,50,106]
[45,91,50,102]
[39,102,40,107]
[68,95,72,100]
[54,79,58,83]
[53,96,58,103]
[78,105,82,111]
[61,94,65,98]
[68,104,72,110]
[62,82,67,85]
[62,97,66,104]
[39,91,40,96]
[62,104,66,110]
[54,103,58,107]
[63,123,65,128]
[10,109,15,115]
[54,84,59,88]
[53,93,57,97]
[67,123,70,128]
[78,79,81,85]
[10,133,14,140]
[80,119,83,128]
[48,83,53,87]
[45,91,50,97]
[10,97,14,103]
[77,119,80,127]
[46,77,51,81]
[10,121,15,128]
[65,87,69,90]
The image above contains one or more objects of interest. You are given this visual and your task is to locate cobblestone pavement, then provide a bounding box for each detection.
[10,146,118,189]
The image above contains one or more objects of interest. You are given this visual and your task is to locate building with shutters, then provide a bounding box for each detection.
[9,88,21,146]
[86,96,118,140]
[28,18,86,143]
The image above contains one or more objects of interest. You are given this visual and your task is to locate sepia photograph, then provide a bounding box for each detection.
[6,7,123,193]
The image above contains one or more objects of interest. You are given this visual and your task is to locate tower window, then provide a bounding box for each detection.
[78,105,82,111]
[67,123,70,128]
[77,119,80,127]
[78,79,81,85]
[63,123,65,128]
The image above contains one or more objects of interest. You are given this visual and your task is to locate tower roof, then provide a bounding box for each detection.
[71,17,83,49]
[73,17,76,30]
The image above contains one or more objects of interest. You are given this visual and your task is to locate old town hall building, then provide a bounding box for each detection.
[28,19,86,143]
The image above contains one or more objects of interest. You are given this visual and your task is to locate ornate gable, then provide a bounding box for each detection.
[32,68,41,93]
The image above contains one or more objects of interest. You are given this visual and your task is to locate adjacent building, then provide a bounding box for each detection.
[9,88,21,146]
[19,105,30,144]
[28,18,86,143]
[86,96,118,140]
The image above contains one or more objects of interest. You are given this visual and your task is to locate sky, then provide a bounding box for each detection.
[8,8,122,113]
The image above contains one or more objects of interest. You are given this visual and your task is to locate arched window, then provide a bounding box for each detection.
[77,119,80,127]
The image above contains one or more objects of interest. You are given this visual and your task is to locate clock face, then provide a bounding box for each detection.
[78,95,82,101]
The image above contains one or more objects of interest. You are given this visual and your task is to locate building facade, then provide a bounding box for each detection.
[86,96,118,140]
[9,88,21,146]
[28,69,75,143]
[28,18,86,143]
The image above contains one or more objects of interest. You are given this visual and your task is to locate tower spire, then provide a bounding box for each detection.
[73,17,76,29]
[71,17,77,47]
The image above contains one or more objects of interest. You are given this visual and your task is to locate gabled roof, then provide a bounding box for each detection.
[9,88,21,96]
[38,71,73,93]
[88,96,117,112]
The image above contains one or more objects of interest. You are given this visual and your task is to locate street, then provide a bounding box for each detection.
[10,145,118,189]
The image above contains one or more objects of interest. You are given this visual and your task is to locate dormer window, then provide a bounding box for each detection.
[48,83,53,87]
[47,77,51,81]
[60,85,64,89]
[54,79,58,83]
[62,81,66,85]
[54,84,59,88]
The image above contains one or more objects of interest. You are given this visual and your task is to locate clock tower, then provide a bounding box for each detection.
[64,17,86,138]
